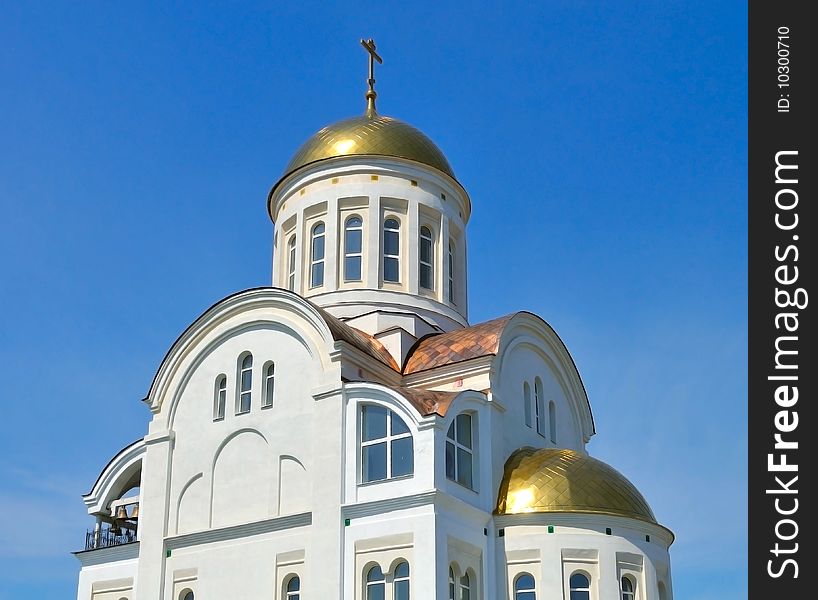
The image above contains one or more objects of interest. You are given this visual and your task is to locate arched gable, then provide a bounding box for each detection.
[83,438,145,515]
[143,288,359,425]
[493,312,595,443]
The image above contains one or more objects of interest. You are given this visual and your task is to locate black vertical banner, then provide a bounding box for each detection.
[749,2,816,598]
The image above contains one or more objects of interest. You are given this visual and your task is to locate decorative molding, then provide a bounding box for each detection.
[342,490,437,519]
[165,512,312,550]
[73,541,140,567]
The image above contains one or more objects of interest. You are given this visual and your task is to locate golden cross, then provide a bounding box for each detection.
[360,38,383,115]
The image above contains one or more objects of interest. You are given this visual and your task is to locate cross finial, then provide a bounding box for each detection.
[360,38,383,116]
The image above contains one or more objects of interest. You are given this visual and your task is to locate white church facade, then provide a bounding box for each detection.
[74,41,674,600]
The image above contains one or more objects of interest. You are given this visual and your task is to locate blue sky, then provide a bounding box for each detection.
[0,2,746,598]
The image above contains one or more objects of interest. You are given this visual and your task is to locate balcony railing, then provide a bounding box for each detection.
[84,526,137,551]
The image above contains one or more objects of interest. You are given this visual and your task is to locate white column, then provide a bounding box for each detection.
[366,196,381,287]
[441,215,451,306]
[325,195,340,290]
[407,198,419,295]
[307,388,346,598]
[134,430,174,600]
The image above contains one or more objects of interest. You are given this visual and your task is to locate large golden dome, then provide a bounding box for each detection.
[281,112,455,181]
[495,447,656,523]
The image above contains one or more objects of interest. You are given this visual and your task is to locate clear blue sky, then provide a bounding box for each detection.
[0,2,746,598]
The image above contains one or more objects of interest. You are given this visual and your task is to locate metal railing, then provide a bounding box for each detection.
[84,526,137,550]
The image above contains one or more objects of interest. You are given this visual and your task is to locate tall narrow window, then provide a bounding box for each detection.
[310,222,325,288]
[237,354,252,414]
[285,576,300,600]
[534,378,545,437]
[460,572,471,600]
[366,565,385,600]
[523,382,532,428]
[569,573,591,600]
[621,577,635,600]
[262,362,275,408]
[514,573,536,600]
[287,235,297,291]
[448,567,456,600]
[448,240,455,303]
[549,400,557,443]
[419,225,434,290]
[445,413,474,489]
[214,375,227,420]
[393,561,410,600]
[345,216,363,281]
[383,218,400,282]
[361,405,414,482]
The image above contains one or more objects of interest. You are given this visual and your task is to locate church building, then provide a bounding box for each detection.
[74,40,674,600]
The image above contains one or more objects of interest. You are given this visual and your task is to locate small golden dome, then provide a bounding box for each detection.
[281,112,455,181]
[495,447,656,523]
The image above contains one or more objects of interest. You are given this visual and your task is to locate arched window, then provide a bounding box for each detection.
[534,377,545,436]
[237,354,252,413]
[287,235,297,291]
[310,222,325,288]
[214,375,227,420]
[523,382,532,428]
[621,576,635,600]
[445,413,474,489]
[448,567,456,600]
[262,362,275,408]
[393,561,410,600]
[366,565,385,600]
[179,591,194,600]
[361,405,414,482]
[448,240,455,304]
[344,216,363,281]
[419,225,434,290]
[285,575,300,600]
[460,571,471,600]
[514,573,536,600]
[548,400,557,443]
[569,572,591,600]
[383,218,400,282]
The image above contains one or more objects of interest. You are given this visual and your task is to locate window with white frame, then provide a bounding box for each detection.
[523,382,532,428]
[448,567,456,600]
[514,573,536,600]
[180,591,194,600]
[262,362,275,408]
[383,218,400,282]
[366,565,385,600]
[548,400,557,443]
[448,240,455,304]
[419,225,434,290]
[237,353,252,414]
[569,572,591,600]
[214,375,226,420]
[620,576,635,600]
[345,216,363,281]
[287,235,297,291]
[360,405,414,483]
[393,561,410,600]
[459,571,471,600]
[445,413,474,489]
[285,575,300,600]
[310,222,325,288]
[534,377,545,437]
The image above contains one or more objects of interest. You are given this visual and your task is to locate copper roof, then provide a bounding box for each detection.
[402,314,515,374]
[310,303,400,371]
[384,386,461,417]
[495,447,656,523]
